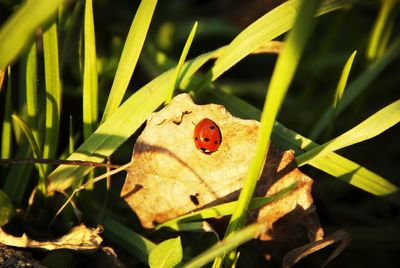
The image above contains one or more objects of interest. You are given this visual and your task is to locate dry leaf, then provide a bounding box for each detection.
[121,93,347,263]
[282,230,351,267]
[0,224,102,251]
[122,94,260,228]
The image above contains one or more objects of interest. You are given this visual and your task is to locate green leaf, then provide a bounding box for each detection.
[165,21,198,103]
[42,21,62,177]
[0,190,14,227]
[183,224,266,268]
[83,0,98,139]
[0,0,63,68]
[47,47,222,192]
[102,216,155,265]
[149,237,182,268]
[310,37,400,138]
[297,100,400,166]
[101,0,158,121]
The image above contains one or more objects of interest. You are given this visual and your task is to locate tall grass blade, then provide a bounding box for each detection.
[101,0,158,122]
[25,42,40,146]
[216,1,322,265]
[1,68,12,159]
[83,0,98,139]
[296,100,400,166]
[165,21,198,104]
[366,0,398,61]
[42,21,62,176]
[210,0,352,81]
[183,223,266,268]
[0,190,14,227]
[0,0,63,68]
[310,37,400,138]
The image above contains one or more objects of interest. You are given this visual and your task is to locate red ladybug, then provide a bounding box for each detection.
[194,118,222,153]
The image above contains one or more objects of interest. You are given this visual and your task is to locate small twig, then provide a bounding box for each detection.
[0,158,121,169]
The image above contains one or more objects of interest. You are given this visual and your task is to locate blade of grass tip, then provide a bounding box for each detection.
[209,0,353,82]
[326,50,357,137]
[366,0,398,61]
[69,116,75,155]
[216,1,323,265]
[101,0,158,122]
[83,0,98,139]
[296,99,400,166]
[1,67,12,159]
[183,223,266,268]
[310,37,400,139]
[165,21,198,104]
[42,20,62,177]
[200,89,399,203]
[11,114,46,193]
[0,0,63,69]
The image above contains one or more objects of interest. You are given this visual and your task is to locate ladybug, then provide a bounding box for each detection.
[194,118,222,153]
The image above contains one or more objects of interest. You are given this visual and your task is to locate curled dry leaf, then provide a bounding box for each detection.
[122,94,333,260]
[0,224,102,251]
[282,230,351,268]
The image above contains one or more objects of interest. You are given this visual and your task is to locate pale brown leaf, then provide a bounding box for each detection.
[0,224,102,251]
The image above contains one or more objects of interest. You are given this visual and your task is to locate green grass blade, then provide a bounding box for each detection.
[1,67,12,159]
[199,89,399,204]
[165,21,198,104]
[222,0,322,248]
[366,0,398,61]
[310,37,400,138]
[47,47,222,192]
[101,0,158,122]
[333,51,357,111]
[156,183,296,231]
[0,0,63,69]
[11,114,46,191]
[210,0,352,81]
[183,223,266,268]
[25,41,40,146]
[297,100,400,166]
[102,216,155,265]
[326,50,357,137]
[83,0,98,139]
[42,21,62,176]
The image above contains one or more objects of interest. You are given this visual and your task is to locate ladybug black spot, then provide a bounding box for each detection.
[195,137,198,140]
[214,141,218,144]
[204,137,210,142]
[210,125,215,130]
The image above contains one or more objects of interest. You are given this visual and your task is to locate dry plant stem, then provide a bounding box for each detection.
[49,163,131,227]
[0,158,121,168]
